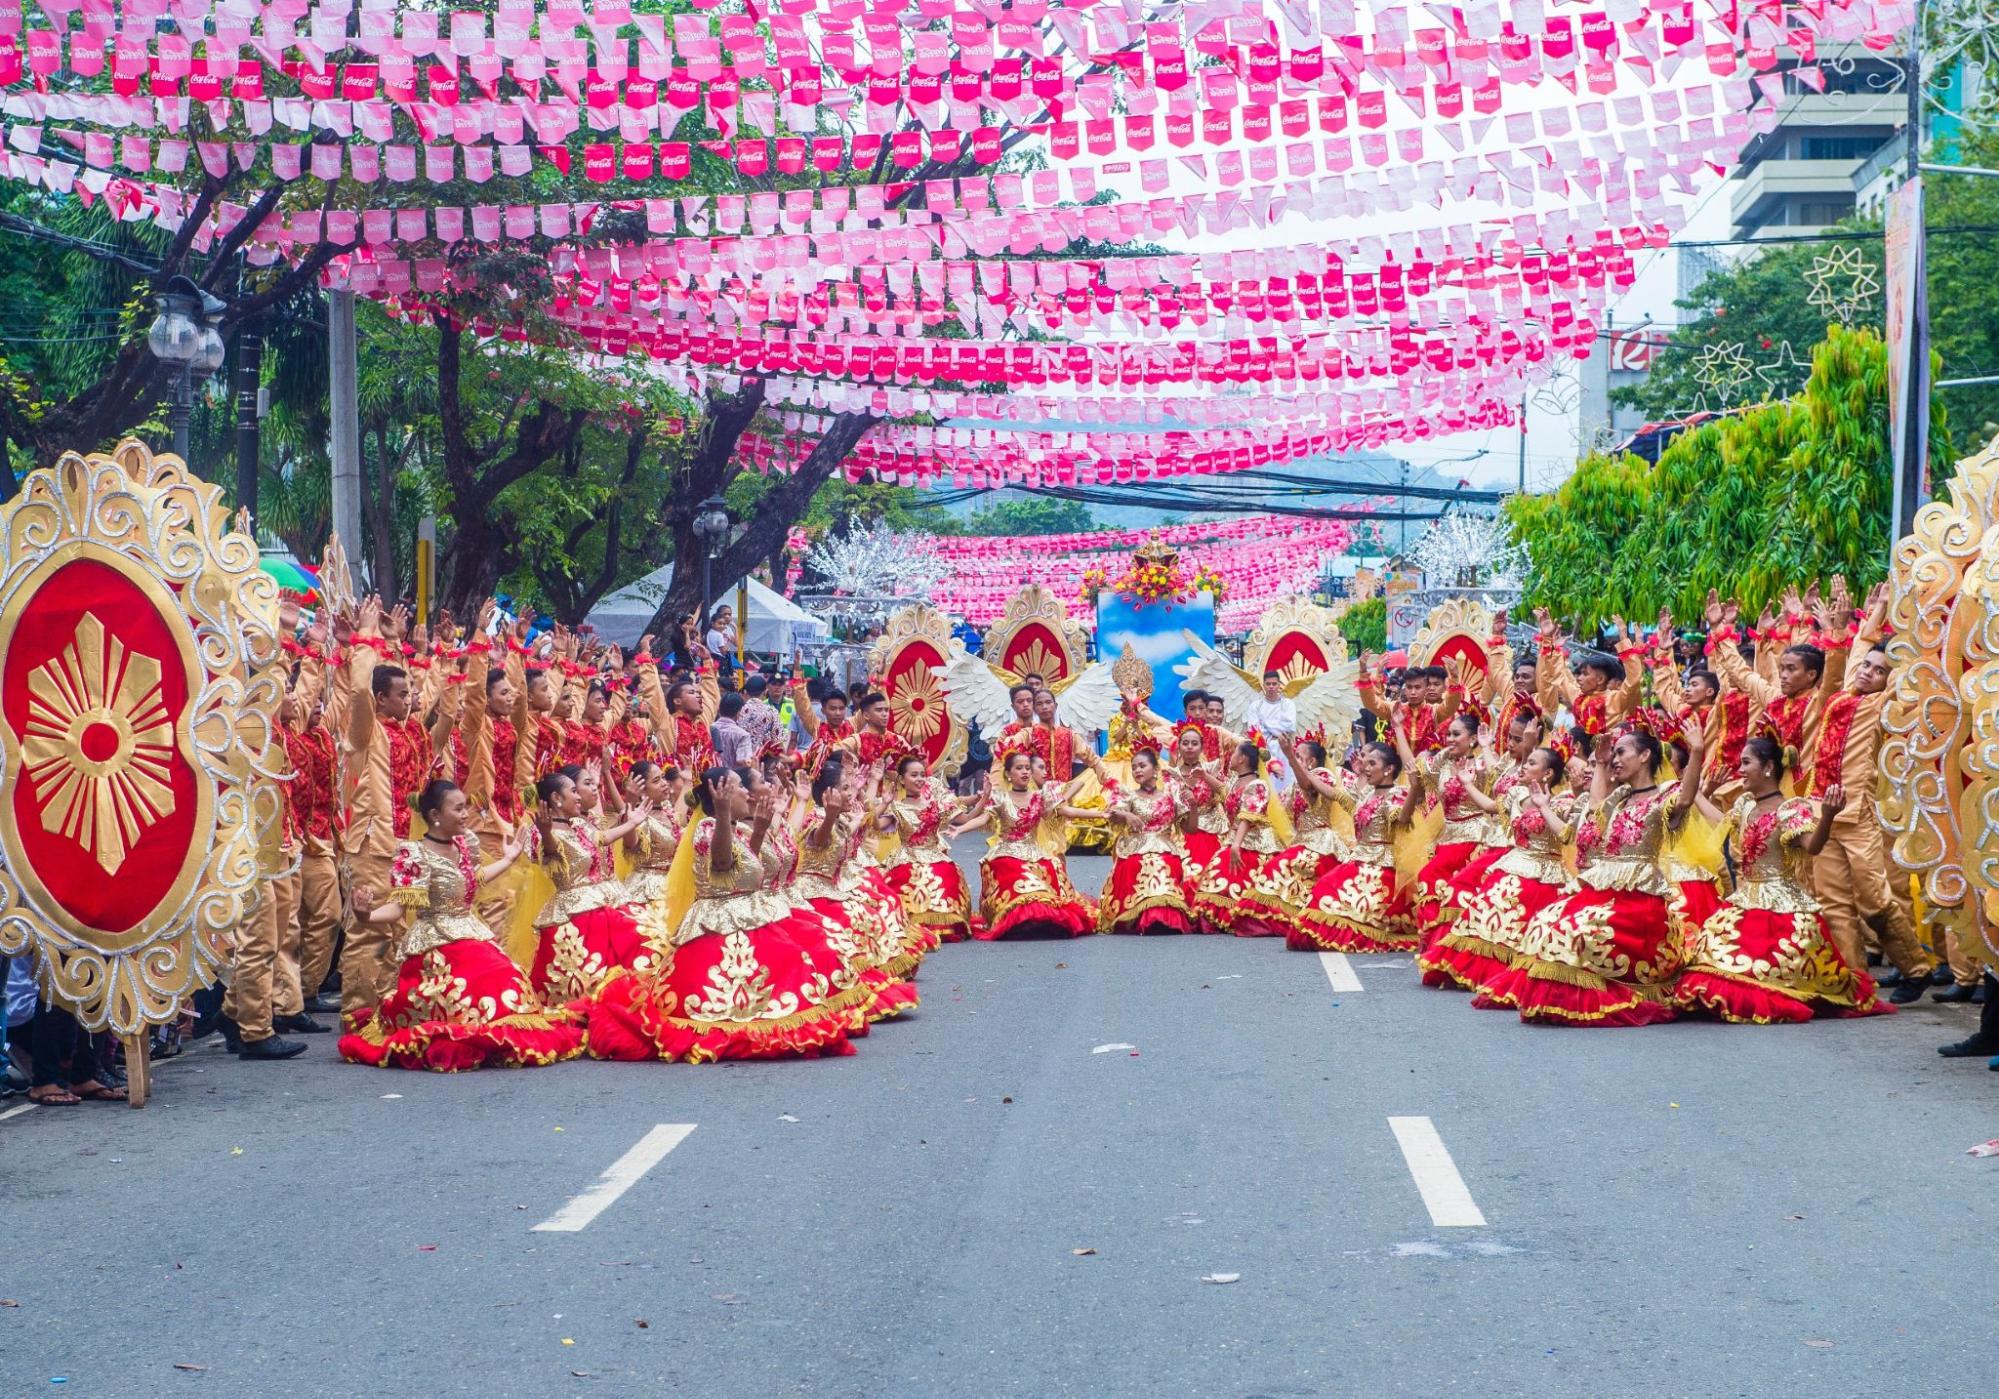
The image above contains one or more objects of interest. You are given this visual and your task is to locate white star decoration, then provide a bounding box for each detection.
[1690,342,1756,405]
[1803,246,1881,325]
[1753,341,1808,396]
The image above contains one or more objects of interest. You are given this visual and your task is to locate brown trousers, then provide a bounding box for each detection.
[1811,816,1932,980]
[1945,919,1988,987]
[339,851,399,1020]
[286,850,341,1006]
[223,869,296,1042]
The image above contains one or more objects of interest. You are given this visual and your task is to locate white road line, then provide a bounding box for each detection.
[1387,1116,1486,1228]
[532,1124,696,1233]
[1318,952,1364,993]
[0,1102,37,1123]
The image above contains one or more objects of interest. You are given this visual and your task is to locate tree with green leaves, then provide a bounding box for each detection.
[1617,127,1999,454]
[1512,325,1950,626]
[1336,598,1387,655]
[963,496,1099,536]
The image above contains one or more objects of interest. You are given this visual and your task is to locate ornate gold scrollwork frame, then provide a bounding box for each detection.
[0,440,284,1104]
[869,604,970,777]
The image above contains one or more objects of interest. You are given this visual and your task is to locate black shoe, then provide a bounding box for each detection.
[1938,1035,1999,1058]
[304,994,341,1015]
[1888,978,1932,1005]
[218,1015,244,1054]
[276,1014,331,1034]
[1933,984,1978,1004]
[1931,965,1956,986]
[238,1035,307,1060]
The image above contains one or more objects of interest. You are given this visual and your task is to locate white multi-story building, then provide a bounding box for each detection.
[1729,50,1907,239]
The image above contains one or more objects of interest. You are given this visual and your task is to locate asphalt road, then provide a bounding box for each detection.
[5,840,1998,1398]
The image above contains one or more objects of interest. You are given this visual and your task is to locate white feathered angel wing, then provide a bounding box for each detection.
[1054,660,1121,734]
[1174,631,1262,728]
[938,644,1015,734]
[1293,653,1362,739]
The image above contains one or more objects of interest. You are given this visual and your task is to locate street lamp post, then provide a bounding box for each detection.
[145,275,226,473]
[692,494,731,630]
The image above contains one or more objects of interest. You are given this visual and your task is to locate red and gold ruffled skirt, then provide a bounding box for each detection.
[1289,861,1418,953]
[1420,869,1569,997]
[884,857,973,943]
[1413,840,1483,960]
[587,900,873,1062]
[338,939,585,1072]
[976,855,1095,939]
[1673,879,1725,934]
[1182,827,1222,875]
[531,902,657,1005]
[1672,904,1886,1024]
[1193,846,1285,935]
[803,888,921,1023]
[1098,850,1196,934]
[1240,843,1345,939]
[1477,886,1681,1026]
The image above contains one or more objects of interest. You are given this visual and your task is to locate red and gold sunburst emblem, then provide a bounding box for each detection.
[889,659,946,742]
[21,611,177,875]
[1008,636,1065,687]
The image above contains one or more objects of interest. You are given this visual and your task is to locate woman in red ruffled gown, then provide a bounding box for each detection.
[879,756,974,943]
[588,766,874,1062]
[1480,725,1700,1027]
[1423,748,1576,998]
[340,781,585,1072]
[620,760,689,909]
[1672,738,1885,1023]
[1410,715,1496,958]
[1192,741,1289,936]
[1289,719,1424,953]
[529,766,655,1004]
[1240,736,1353,940]
[1097,743,1198,935]
[1444,710,1547,911]
[793,758,919,1020]
[1170,725,1229,875]
[953,751,1096,939]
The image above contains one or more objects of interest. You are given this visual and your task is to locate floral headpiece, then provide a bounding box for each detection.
[1172,719,1206,749]
[1547,730,1579,765]
[1129,731,1164,759]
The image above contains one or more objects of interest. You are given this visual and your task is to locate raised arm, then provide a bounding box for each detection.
[1704,593,1778,709]
[1802,784,1845,856]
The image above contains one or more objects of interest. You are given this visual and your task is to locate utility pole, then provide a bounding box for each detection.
[1891,0,1929,541]
[233,317,262,523]
[328,289,363,594]
[1516,396,1528,493]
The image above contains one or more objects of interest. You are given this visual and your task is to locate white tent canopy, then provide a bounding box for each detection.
[585,568,830,655]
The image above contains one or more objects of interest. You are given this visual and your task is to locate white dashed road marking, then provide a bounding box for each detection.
[1319,952,1364,993]
[532,1124,696,1232]
[1388,1116,1486,1227]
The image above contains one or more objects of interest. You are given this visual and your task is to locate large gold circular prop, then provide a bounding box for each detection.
[1883,436,1999,960]
[0,441,284,1100]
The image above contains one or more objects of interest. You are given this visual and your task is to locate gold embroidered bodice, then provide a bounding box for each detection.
[794,809,864,900]
[1293,768,1350,857]
[672,817,798,945]
[1328,768,1408,868]
[1476,756,1528,849]
[881,780,955,866]
[1418,750,1494,845]
[1493,788,1576,889]
[1176,762,1229,836]
[389,835,495,961]
[1222,775,1282,855]
[1573,782,1678,897]
[1722,794,1822,914]
[1106,782,1183,858]
[623,810,684,902]
[984,785,1051,861]
[536,817,628,927]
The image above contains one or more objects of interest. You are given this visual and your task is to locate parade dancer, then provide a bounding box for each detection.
[1480,724,1700,1026]
[952,751,1096,939]
[1240,735,1353,940]
[1672,738,1886,1023]
[339,781,584,1071]
[1191,740,1289,936]
[1097,739,1198,935]
[879,756,975,943]
[529,767,655,1005]
[588,767,873,1063]
[1289,716,1423,953]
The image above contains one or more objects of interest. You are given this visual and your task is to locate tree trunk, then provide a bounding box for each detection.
[640,404,878,642]
[364,423,400,601]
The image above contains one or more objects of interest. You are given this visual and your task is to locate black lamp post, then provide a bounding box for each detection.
[145,274,226,470]
[692,494,730,627]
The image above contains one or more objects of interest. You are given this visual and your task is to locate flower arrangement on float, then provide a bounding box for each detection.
[1191,565,1226,604]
